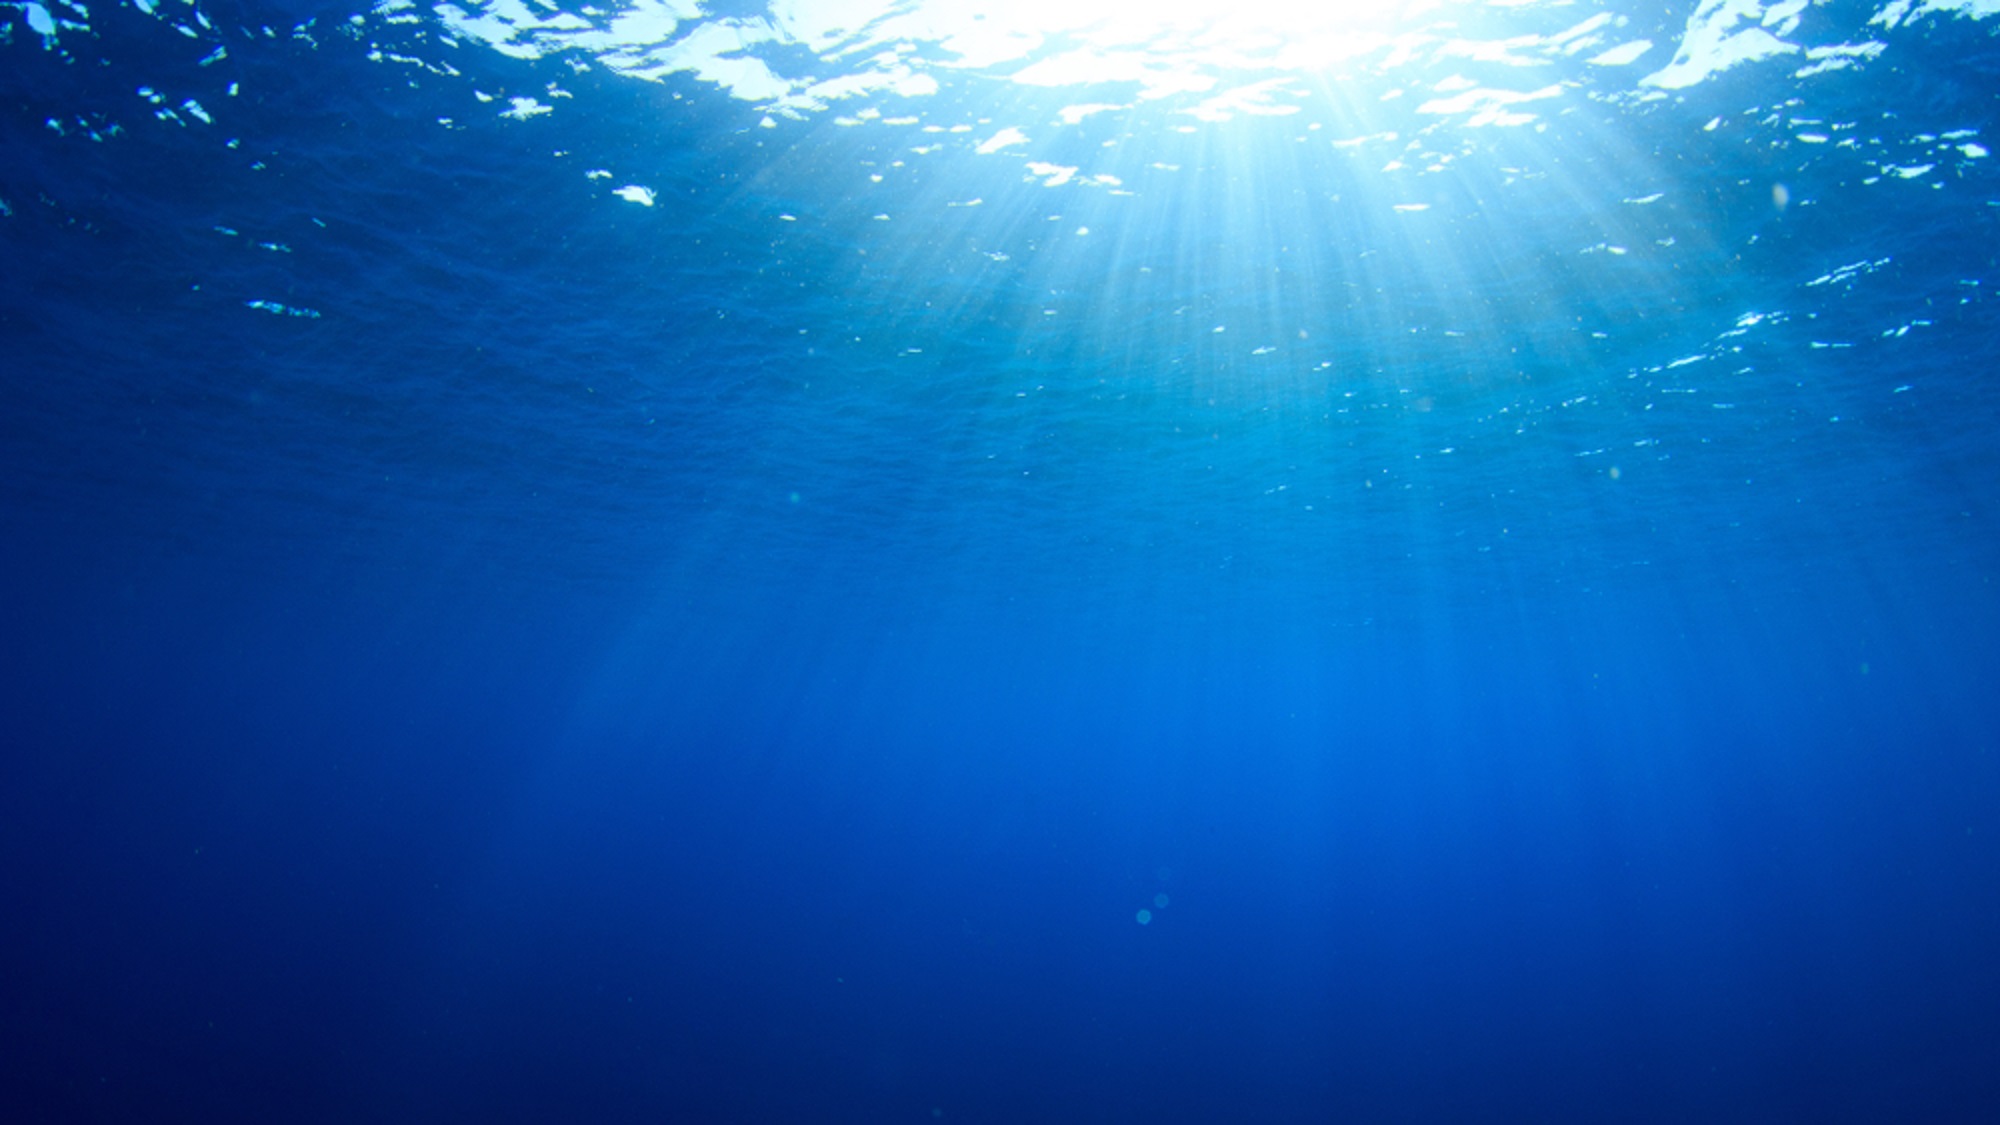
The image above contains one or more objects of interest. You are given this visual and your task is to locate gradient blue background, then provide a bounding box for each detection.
[5,2,1999,1121]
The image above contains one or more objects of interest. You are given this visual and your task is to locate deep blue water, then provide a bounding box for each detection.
[5,1,2000,1121]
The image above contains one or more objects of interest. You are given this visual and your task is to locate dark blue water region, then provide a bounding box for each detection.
[4,519,1999,1123]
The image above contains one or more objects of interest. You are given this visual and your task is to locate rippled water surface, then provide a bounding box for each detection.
[5,2,2000,1121]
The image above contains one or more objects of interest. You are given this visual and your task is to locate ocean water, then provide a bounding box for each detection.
[4,1,1999,1120]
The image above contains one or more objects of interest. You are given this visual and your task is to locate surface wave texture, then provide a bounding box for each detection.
[3,2,1999,1122]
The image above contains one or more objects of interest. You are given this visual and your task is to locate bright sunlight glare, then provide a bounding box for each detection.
[805,0,1450,70]
[981,0,1437,36]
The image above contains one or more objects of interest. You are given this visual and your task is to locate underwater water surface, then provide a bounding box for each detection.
[4,1,2000,1121]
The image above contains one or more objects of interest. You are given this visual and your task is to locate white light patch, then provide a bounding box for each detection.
[500,96,552,119]
[24,3,56,37]
[1182,78,1304,123]
[614,184,656,205]
[1588,39,1652,66]
[1416,82,1562,127]
[977,126,1030,155]
[1057,103,1126,125]
[1025,162,1077,186]
[1794,40,1886,78]
[1642,0,1801,91]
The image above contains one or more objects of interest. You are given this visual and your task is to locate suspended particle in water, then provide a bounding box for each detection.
[1136,909,1153,925]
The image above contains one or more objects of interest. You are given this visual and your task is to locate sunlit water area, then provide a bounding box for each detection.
[4,1,1999,1122]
